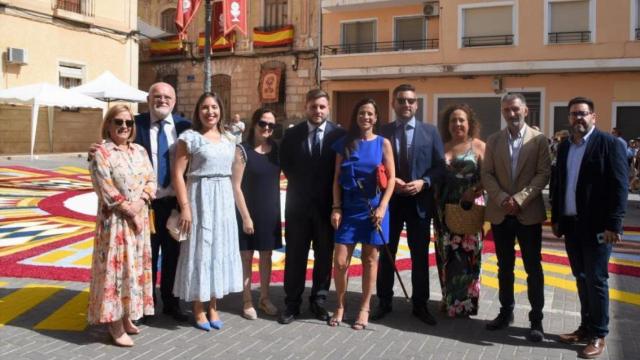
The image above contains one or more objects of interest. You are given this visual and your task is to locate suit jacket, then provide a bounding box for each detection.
[482,124,551,225]
[380,120,446,219]
[550,128,628,241]
[280,120,346,216]
[134,112,191,165]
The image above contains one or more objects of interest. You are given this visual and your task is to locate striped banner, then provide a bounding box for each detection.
[197,32,235,52]
[253,25,294,47]
[149,35,183,56]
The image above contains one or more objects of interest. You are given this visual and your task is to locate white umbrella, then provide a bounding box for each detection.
[0,82,105,159]
[72,71,148,103]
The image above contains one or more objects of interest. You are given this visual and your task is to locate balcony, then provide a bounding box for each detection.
[54,0,94,17]
[548,31,591,44]
[323,39,439,55]
[461,35,513,48]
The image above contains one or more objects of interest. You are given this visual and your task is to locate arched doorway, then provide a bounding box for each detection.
[211,74,231,124]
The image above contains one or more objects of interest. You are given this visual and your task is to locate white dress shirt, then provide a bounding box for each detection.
[307,120,327,153]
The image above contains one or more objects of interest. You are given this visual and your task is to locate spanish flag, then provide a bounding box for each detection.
[253,25,294,47]
[149,35,183,56]
[197,32,235,52]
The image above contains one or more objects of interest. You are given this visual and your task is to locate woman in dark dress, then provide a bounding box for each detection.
[233,108,282,320]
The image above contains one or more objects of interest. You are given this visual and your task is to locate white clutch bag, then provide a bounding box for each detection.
[166,209,188,241]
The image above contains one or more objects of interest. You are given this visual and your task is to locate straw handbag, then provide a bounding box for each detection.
[444,202,485,235]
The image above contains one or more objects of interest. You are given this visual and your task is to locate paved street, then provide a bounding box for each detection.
[1,156,639,360]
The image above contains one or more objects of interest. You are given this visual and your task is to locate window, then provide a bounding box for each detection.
[552,105,571,135]
[437,96,502,140]
[264,0,288,29]
[394,16,427,50]
[55,0,93,16]
[161,8,177,33]
[461,5,514,47]
[341,20,376,54]
[615,105,640,141]
[633,0,640,40]
[58,64,84,89]
[547,0,591,43]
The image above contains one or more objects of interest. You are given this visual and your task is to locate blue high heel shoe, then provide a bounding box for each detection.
[195,321,211,331]
[209,319,223,330]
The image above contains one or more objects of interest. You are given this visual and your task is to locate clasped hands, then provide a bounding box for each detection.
[500,196,521,216]
[394,178,425,196]
[120,199,146,235]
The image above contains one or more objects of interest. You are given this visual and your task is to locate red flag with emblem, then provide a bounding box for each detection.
[223,0,247,36]
[175,0,203,37]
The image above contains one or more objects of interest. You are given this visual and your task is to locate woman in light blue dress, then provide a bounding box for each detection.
[172,92,243,331]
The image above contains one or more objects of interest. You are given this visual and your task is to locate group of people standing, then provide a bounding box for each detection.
[87,82,626,359]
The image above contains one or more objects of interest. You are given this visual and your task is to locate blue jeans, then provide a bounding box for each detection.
[562,217,612,337]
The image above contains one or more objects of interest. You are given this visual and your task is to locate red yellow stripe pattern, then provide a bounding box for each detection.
[253,25,294,47]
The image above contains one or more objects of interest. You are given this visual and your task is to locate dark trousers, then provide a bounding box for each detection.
[491,216,544,322]
[151,196,181,310]
[283,206,334,309]
[377,196,430,307]
[562,216,612,337]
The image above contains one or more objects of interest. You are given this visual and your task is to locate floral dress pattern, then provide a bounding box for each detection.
[435,145,483,317]
[88,141,156,324]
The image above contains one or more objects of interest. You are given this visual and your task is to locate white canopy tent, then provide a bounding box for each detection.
[0,83,105,159]
[71,71,148,103]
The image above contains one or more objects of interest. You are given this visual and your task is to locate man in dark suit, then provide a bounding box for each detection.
[134,82,191,323]
[372,83,445,325]
[278,89,346,324]
[551,97,627,359]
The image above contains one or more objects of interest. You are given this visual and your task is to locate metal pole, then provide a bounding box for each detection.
[203,0,212,92]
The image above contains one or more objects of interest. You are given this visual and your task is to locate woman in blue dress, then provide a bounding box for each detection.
[329,98,395,330]
[172,92,243,331]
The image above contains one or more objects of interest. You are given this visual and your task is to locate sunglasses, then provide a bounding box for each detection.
[113,119,134,127]
[569,111,592,118]
[257,120,278,130]
[396,97,417,105]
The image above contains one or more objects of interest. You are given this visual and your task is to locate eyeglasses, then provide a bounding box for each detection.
[396,97,417,105]
[570,111,592,118]
[257,120,278,130]
[113,119,134,127]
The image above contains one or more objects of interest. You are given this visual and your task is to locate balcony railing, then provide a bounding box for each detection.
[461,34,513,47]
[323,38,439,55]
[55,0,94,17]
[636,28,640,40]
[548,31,591,44]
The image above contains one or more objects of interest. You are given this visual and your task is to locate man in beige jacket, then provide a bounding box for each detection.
[482,93,551,342]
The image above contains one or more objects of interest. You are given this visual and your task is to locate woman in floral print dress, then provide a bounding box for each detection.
[88,104,156,347]
[435,104,486,317]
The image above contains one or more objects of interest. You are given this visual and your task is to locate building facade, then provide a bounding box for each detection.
[0,0,139,154]
[138,0,320,131]
[321,0,640,140]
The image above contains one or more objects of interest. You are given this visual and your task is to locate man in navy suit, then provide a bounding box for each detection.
[551,97,628,359]
[134,82,191,323]
[278,89,346,324]
[372,84,445,325]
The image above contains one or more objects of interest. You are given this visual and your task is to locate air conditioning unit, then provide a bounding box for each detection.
[7,47,27,65]
[423,2,440,17]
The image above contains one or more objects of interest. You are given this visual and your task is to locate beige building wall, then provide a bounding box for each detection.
[0,0,138,155]
[139,0,321,128]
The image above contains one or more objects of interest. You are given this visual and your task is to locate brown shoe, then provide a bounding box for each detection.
[579,337,605,359]
[558,327,589,344]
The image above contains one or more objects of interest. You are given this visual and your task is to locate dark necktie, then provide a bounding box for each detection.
[157,120,170,187]
[312,127,321,158]
[399,124,410,181]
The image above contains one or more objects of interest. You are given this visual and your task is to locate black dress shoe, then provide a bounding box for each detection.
[309,302,330,321]
[163,307,189,322]
[131,318,144,326]
[278,307,300,324]
[485,312,514,330]
[412,306,437,326]
[370,304,392,321]
[528,321,545,342]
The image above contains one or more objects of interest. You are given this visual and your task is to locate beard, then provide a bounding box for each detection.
[151,105,171,119]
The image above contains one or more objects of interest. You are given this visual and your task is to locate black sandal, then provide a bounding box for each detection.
[352,309,369,330]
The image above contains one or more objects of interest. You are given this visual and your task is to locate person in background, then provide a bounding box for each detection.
[229,113,246,144]
[329,98,395,330]
[88,104,156,347]
[233,108,282,320]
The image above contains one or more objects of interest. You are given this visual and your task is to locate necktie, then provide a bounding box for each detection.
[399,124,410,181]
[312,127,321,158]
[157,120,170,187]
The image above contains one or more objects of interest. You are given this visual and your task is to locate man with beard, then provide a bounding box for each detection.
[92,82,191,323]
[481,93,550,341]
[372,83,445,325]
[551,97,627,359]
[278,89,345,324]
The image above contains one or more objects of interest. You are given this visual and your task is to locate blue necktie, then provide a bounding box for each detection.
[157,120,170,187]
[312,127,321,158]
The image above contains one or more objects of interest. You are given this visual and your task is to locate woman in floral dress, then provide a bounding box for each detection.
[88,104,156,347]
[435,104,486,317]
